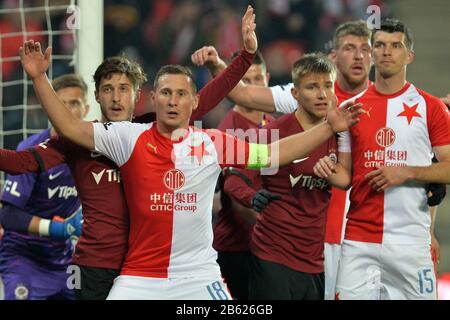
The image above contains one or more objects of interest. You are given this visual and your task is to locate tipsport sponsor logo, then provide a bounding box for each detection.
[48,185,78,199]
[91,169,122,185]
[149,191,198,213]
[289,174,329,190]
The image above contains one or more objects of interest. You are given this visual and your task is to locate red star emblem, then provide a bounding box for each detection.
[397,103,421,125]
[189,142,209,164]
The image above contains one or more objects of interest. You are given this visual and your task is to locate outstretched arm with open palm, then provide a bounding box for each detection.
[19,40,94,150]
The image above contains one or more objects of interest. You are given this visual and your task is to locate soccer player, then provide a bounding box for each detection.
[212,50,273,300]
[192,20,373,300]
[314,18,450,300]
[247,53,338,299]
[18,25,362,299]
[0,74,87,300]
[0,6,263,299]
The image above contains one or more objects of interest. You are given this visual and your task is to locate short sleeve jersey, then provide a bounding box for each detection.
[93,122,264,278]
[338,83,450,244]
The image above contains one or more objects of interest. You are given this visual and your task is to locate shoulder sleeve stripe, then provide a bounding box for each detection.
[247,143,269,169]
[29,148,45,173]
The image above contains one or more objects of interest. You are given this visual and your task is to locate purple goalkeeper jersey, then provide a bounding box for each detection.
[0,128,80,268]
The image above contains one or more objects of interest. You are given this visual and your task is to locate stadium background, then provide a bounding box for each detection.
[1,0,450,295]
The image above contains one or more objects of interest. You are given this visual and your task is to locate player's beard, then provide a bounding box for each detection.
[342,69,367,88]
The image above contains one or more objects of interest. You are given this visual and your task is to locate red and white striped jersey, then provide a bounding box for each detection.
[270,81,374,245]
[338,83,450,244]
[93,122,264,278]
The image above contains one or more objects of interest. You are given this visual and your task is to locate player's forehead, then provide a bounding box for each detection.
[156,74,194,92]
[56,86,85,101]
[373,31,406,44]
[243,64,265,78]
[99,73,133,87]
[299,72,334,86]
[338,34,371,48]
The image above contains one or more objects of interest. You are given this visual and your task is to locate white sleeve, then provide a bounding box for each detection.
[93,121,152,166]
[270,83,297,114]
[338,131,352,153]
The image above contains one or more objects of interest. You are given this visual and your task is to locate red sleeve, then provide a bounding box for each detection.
[423,91,450,147]
[223,168,257,208]
[190,50,256,122]
[207,129,249,169]
[0,149,40,175]
[33,137,68,171]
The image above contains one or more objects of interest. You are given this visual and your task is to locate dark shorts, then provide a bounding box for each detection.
[74,265,120,300]
[0,256,74,300]
[217,250,252,300]
[248,254,324,300]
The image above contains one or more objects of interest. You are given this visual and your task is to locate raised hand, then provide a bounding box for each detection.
[327,98,363,133]
[242,5,257,54]
[19,40,52,80]
[191,46,220,68]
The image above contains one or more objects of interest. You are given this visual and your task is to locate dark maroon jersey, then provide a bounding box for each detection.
[250,113,337,274]
[0,50,255,269]
[213,110,273,252]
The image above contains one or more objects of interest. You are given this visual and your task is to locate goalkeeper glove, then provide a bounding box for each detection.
[251,189,282,212]
[427,183,447,206]
[39,206,83,240]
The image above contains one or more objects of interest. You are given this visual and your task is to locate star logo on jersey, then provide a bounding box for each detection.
[188,142,210,164]
[397,103,421,125]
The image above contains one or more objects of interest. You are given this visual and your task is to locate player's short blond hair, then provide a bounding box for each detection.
[333,20,371,50]
[291,53,336,87]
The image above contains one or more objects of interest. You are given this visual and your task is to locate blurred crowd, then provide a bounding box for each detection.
[0,0,391,144]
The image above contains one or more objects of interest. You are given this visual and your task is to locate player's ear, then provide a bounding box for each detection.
[265,72,270,85]
[135,89,141,103]
[406,50,415,65]
[192,93,199,111]
[329,49,337,63]
[95,90,99,103]
[83,103,90,118]
[291,85,300,101]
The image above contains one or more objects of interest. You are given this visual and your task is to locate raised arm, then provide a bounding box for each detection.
[191,6,276,113]
[19,40,94,150]
[268,100,362,168]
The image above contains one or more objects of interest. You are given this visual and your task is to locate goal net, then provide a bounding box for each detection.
[0,0,103,186]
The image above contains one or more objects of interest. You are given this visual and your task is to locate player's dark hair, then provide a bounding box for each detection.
[231,50,266,72]
[52,74,88,98]
[333,20,371,50]
[372,18,414,50]
[291,53,336,87]
[153,65,197,93]
[93,56,147,91]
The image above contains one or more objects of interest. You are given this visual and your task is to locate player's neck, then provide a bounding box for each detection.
[375,69,407,95]
[295,106,324,130]
[336,74,369,95]
[156,121,189,141]
[233,105,265,125]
